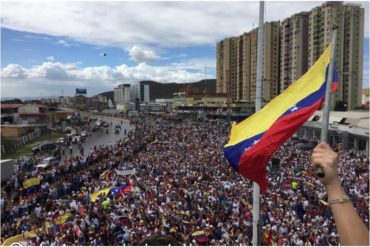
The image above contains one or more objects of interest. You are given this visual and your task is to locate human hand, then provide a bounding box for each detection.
[311,141,339,187]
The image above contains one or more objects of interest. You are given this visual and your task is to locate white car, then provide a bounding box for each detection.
[56,138,65,145]
[36,157,59,169]
[81,131,87,137]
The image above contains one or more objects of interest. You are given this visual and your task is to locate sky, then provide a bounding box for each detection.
[1,1,369,98]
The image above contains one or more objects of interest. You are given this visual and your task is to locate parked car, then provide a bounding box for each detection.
[62,127,74,133]
[36,157,59,169]
[32,142,57,154]
[56,138,65,145]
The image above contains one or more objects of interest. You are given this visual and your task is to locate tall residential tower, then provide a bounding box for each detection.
[217,1,364,110]
[216,22,280,103]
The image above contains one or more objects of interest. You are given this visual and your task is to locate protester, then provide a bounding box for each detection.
[1,116,368,246]
[311,141,369,246]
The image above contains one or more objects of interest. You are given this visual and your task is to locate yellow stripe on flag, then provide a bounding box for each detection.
[225,44,332,147]
[2,230,37,246]
[23,177,41,189]
[90,186,113,202]
[55,212,72,225]
[192,230,205,236]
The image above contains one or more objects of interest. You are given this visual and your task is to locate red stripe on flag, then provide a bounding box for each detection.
[238,99,323,194]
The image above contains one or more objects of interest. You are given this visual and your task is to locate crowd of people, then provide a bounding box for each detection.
[0,116,368,245]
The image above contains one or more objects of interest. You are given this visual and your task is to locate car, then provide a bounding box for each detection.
[128,111,139,117]
[81,131,87,137]
[36,157,59,169]
[62,127,74,133]
[102,121,109,127]
[115,125,121,130]
[72,136,81,143]
[56,138,65,145]
[96,120,102,126]
[32,142,57,154]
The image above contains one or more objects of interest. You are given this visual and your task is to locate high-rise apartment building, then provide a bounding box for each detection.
[217,1,364,110]
[280,12,309,91]
[114,84,131,105]
[216,22,280,102]
[131,81,150,103]
[308,1,364,110]
[216,37,238,99]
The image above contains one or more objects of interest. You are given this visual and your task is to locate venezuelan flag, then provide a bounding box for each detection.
[109,184,131,197]
[192,230,207,243]
[90,186,113,202]
[22,185,40,197]
[23,177,40,189]
[224,43,338,194]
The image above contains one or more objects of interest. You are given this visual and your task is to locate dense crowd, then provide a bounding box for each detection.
[1,116,368,246]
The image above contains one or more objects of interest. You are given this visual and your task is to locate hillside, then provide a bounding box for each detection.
[95,79,216,101]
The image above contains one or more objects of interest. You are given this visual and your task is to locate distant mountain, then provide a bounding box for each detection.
[95,79,216,101]
[142,79,216,100]
[96,91,114,100]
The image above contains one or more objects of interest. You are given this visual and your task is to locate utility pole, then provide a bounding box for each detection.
[226,70,231,123]
[253,1,264,246]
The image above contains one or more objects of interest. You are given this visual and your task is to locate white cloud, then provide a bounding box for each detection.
[56,39,71,47]
[1,61,208,97]
[2,1,367,50]
[46,56,54,61]
[1,64,26,79]
[128,45,160,62]
[170,57,216,71]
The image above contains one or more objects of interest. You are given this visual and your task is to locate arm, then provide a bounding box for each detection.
[311,141,369,246]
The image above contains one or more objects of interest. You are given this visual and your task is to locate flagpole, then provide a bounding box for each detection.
[316,25,337,178]
[253,1,264,245]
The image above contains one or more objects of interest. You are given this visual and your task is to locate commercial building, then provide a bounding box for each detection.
[216,22,280,103]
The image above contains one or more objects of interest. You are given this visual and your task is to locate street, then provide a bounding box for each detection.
[60,118,134,159]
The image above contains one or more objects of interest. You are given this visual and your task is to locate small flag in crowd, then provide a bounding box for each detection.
[90,186,113,202]
[192,230,207,243]
[99,170,110,181]
[23,177,40,189]
[54,212,74,225]
[224,43,338,194]
[109,184,132,197]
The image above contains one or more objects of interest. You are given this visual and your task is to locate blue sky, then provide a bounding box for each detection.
[1,1,369,98]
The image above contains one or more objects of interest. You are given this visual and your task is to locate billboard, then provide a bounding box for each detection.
[76,88,87,94]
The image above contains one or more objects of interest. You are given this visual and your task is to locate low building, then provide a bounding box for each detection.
[17,104,48,123]
[1,104,22,123]
[298,110,369,153]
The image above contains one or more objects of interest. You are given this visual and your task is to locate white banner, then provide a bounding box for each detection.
[116,169,136,176]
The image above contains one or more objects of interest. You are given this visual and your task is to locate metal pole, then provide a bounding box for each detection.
[226,70,231,123]
[253,1,264,246]
[255,2,264,112]
[316,25,337,178]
